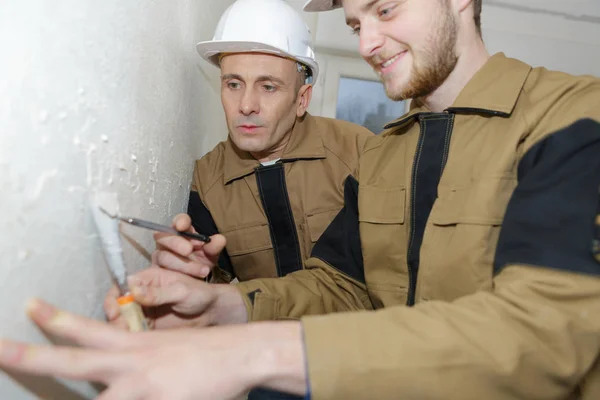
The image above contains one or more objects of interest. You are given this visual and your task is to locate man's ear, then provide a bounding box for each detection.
[296,84,313,117]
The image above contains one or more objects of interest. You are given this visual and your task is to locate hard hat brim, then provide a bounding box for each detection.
[196,40,319,83]
[302,0,341,12]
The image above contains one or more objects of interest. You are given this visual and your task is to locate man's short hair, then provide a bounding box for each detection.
[296,62,312,85]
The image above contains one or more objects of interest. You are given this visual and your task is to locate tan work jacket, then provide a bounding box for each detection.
[237,53,600,399]
[188,113,371,282]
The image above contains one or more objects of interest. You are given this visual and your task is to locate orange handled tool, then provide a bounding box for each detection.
[117,294,148,332]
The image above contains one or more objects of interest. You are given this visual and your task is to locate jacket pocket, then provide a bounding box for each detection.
[358,186,406,224]
[223,224,275,281]
[429,177,516,226]
[224,224,272,255]
[423,177,517,297]
[358,186,409,307]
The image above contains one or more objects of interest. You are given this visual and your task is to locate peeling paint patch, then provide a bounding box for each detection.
[86,144,97,187]
[30,169,58,200]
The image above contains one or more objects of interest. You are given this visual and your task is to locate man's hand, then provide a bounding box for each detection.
[153,213,226,279]
[0,299,307,400]
[104,267,248,330]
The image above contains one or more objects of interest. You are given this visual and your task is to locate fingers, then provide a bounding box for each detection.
[127,265,164,286]
[128,269,205,308]
[104,286,141,330]
[128,265,187,288]
[152,233,225,278]
[151,310,202,330]
[96,377,146,400]
[172,213,193,232]
[152,214,197,256]
[152,249,211,278]
[154,232,194,257]
[108,318,130,331]
[0,339,124,383]
[154,214,222,261]
[202,234,227,259]
[104,285,122,321]
[26,299,134,350]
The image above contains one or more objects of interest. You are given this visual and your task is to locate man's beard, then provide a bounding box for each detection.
[385,5,458,101]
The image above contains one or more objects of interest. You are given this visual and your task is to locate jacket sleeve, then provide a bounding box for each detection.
[301,118,600,400]
[188,184,235,283]
[235,175,373,321]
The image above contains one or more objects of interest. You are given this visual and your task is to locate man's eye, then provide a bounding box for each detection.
[263,85,276,92]
[227,82,241,89]
[351,26,361,35]
[379,5,397,18]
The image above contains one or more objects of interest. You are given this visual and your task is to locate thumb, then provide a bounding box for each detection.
[128,277,190,307]
[203,234,227,260]
[172,213,194,232]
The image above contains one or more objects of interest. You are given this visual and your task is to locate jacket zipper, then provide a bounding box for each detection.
[406,119,427,306]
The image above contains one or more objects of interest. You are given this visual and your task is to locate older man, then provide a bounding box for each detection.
[104,0,370,399]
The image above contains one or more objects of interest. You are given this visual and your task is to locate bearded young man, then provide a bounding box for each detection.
[1,1,600,399]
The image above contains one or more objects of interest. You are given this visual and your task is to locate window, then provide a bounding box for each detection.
[313,54,410,134]
[335,77,406,134]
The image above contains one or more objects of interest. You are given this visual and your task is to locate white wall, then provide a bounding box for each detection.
[481,1,600,76]
[0,1,232,398]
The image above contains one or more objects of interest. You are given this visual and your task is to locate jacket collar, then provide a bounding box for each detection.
[384,52,532,131]
[223,113,326,184]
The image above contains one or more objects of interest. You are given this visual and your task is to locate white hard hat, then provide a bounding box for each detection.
[196,0,319,84]
[302,0,341,12]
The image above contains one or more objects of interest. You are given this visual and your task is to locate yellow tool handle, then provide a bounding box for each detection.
[117,294,149,332]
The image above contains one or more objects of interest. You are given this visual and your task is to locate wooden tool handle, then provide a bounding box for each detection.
[117,294,149,332]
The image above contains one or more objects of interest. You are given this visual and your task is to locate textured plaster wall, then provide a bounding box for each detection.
[0,1,232,398]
